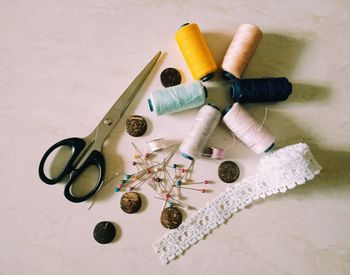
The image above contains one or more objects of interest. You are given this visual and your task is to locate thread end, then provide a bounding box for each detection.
[203,85,208,98]
[265,143,275,153]
[181,153,194,160]
[222,105,232,116]
[207,103,220,111]
[148,99,154,112]
[201,73,214,82]
[222,70,236,81]
[179,23,190,29]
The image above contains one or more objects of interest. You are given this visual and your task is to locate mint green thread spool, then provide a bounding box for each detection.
[148,81,207,116]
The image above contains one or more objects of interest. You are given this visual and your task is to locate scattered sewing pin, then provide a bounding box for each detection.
[119,140,210,227]
[173,185,206,193]
[88,172,119,210]
[182,180,209,185]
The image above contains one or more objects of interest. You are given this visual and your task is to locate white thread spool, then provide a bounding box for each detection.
[147,138,168,152]
[179,105,221,160]
[147,138,178,152]
[222,103,275,154]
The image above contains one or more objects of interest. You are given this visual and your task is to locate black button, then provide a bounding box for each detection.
[93,221,116,244]
[160,68,182,88]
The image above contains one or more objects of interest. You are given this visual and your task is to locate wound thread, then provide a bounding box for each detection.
[222,24,262,80]
[231,77,293,103]
[175,23,218,81]
[180,105,221,160]
[222,103,275,154]
[148,81,206,116]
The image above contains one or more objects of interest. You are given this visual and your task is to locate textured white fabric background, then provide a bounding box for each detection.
[1,1,350,275]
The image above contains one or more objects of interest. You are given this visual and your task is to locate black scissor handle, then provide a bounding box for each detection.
[63,150,105,203]
[38,137,86,185]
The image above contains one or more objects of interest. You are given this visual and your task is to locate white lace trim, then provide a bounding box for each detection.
[153,143,322,264]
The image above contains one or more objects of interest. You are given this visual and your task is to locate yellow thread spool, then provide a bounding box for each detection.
[175,23,218,81]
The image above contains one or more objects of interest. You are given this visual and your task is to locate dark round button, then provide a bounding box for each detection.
[218,160,240,183]
[126,115,147,137]
[160,68,182,87]
[120,192,142,214]
[93,221,116,244]
[160,207,182,229]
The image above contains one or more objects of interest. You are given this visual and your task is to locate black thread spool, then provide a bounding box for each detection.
[231,77,292,103]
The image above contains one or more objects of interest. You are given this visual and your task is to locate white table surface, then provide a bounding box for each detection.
[1,1,350,274]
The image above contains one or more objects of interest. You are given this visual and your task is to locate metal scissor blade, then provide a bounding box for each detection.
[94,51,162,144]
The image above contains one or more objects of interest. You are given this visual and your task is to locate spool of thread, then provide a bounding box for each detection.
[203,147,225,159]
[175,23,218,81]
[222,24,262,80]
[148,81,207,116]
[147,138,168,152]
[147,138,177,152]
[231,77,292,103]
[179,104,221,160]
[222,103,274,154]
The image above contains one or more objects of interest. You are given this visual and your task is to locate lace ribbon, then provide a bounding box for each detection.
[153,143,322,264]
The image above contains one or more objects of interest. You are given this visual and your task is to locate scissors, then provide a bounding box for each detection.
[39,51,162,203]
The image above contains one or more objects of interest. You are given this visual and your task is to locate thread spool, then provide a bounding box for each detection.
[179,104,221,160]
[147,138,176,152]
[148,81,207,116]
[203,147,225,159]
[231,77,292,103]
[222,103,274,154]
[175,23,218,81]
[222,24,262,80]
[147,138,167,152]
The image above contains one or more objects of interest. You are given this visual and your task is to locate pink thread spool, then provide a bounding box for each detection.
[222,103,275,154]
[221,24,262,80]
[203,147,225,159]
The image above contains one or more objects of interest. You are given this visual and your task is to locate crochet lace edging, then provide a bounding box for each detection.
[153,143,322,264]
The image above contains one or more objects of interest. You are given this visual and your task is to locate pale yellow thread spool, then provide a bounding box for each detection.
[222,24,262,80]
[175,23,218,81]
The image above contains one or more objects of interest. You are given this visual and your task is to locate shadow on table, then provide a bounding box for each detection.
[204,32,307,78]
[288,83,331,103]
[245,33,307,77]
[254,110,350,198]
